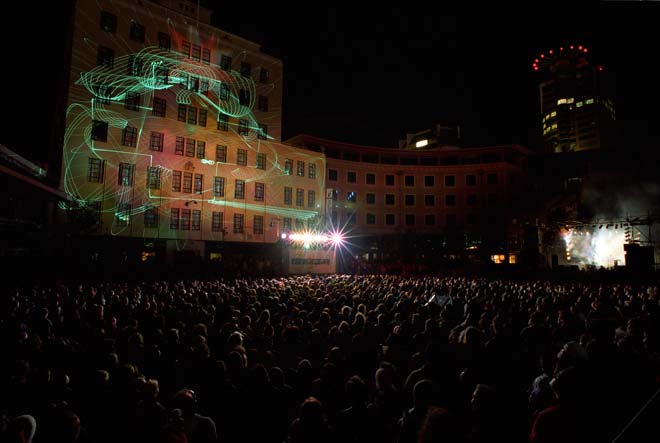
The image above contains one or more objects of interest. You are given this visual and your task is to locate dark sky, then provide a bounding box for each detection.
[2,1,659,164]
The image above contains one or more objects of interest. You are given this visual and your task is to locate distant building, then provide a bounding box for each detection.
[398,124,462,150]
[533,45,616,153]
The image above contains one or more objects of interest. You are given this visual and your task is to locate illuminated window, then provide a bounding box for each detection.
[192,210,201,231]
[217,114,229,131]
[405,214,415,226]
[296,189,305,206]
[144,207,159,228]
[347,171,357,183]
[130,22,145,43]
[185,139,196,157]
[308,163,316,179]
[260,68,269,83]
[194,174,203,194]
[91,120,108,142]
[415,139,428,148]
[220,55,232,71]
[172,171,181,192]
[238,119,249,136]
[557,98,567,105]
[366,193,376,204]
[328,169,337,181]
[491,254,506,264]
[405,175,415,186]
[146,167,161,190]
[152,97,166,117]
[253,215,264,235]
[97,46,114,68]
[158,32,171,50]
[116,203,131,227]
[170,208,180,229]
[425,214,435,226]
[366,213,376,225]
[307,190,315,208]
[258,95,268,112]
[182,172,192,193]
[385,214,395,225]
[237,149,247,166]
[405,195,415,206]
[240,62,251,78]
[211,211,223,232]
[256,152,267,169]
[284,187,292,205]
[576,101,583,108]
[215,145,227,163]
[118,163,134,187]
[235,179,245,199]
[100,11,117,33]
[175,137,184,156]
[509,254,517,264]
[213,177,225,197]
[87,158,105,183]
[585,98,594,104]
[255,182,265,201]
[121,126,137,148]
[258,124,268,140]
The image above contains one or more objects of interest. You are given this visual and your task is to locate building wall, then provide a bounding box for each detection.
[61,0,324,245]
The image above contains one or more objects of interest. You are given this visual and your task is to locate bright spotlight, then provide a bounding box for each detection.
[281,233,287,239]
[331,232,344,246]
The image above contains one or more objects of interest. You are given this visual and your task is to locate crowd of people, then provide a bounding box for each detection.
[2,274,659,442]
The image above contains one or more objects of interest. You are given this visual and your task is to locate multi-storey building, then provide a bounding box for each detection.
[286,134,530,264]
[533,45,617,153]
[59,0,325,262]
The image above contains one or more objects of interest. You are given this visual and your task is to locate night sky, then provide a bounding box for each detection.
[2,1,659,163]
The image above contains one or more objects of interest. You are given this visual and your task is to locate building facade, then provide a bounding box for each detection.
[60,0,325,262]
[534,46,616,153]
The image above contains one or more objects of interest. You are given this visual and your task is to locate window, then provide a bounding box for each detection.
[385,194,395,205]
[240,62,251,77]
[328,169,337,181]
[366,213,376,225]
[216,145,227,162]
[405,214,415,226]
[307,190,315,208]
[347,191,356,203]
[200,79,209,95]
[213,177,225,197]
[467,213,479,225]
[182,172,193,193]
[147,166,161,190]
[347,213,357,225]
[91,120,108,142]
[180,209,190,230]
[239,89,250,106]
[118,163,134,186]
[199,47,210,64]
[467,194,477,206]
[185,139,196,157]
[253,215,264,235]
[487,173,498,185]
[158,32,171,50]
[238,119,249,136]
[259,68,269,83]
[97,46,114,68]
[445,195,456,206]
[116,203,131,227]
[425,214,435,226]
[237,149,247,166]
[187,106,197,125]
[405,195,415,206]
[308,163,316,179]
[284,187,292,205]
[182,41,191,57]
[87,158,104,182]
[466,174,477,186]
[211,211,223,232]
[152,97,166,117]
[366,173,376,185]
[127,54,139,76]
[172,171,182,192]
[424,195,435,206]
[235,179,245,199]
[121,126,138,147]
[385,174,395,186]
[347,171,357,183]
[95,86,111,105]
[245,181,261,203]
[258,95,268,112]
[178,104,187,122]
[444,175,455,187]
[330,211,338,225]
[385,214,396,225]
[130,21,145,42]
[155,65,169,85]
[220,55,232,71]
[258,124,268,140]
[424,176,435,187]
[405,176,414,187]
[297,161,305,177]
[366,193,375,204]
[296,188,304,206]
[175,136,184,155]
[217,114,229,131]
[283,217,292,231]
[198,109,207,127]
[187,75,199,92]
[256,152,266,169]
[192,210,201,231]
[196,141,205,159]
[233,214,244,233]
[100,11,117,33]
[124,92,141,111]
[331,189,338,201]
[144,206,159,228]
[194,174,203,194]
[219,83,230,100]
[170,208,180,229]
